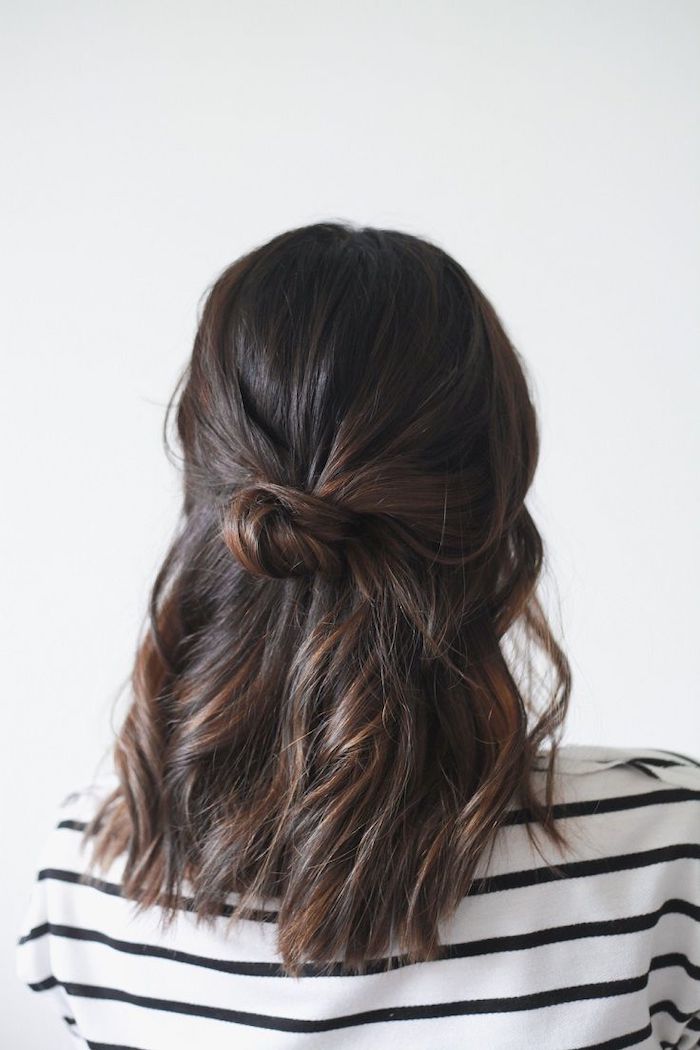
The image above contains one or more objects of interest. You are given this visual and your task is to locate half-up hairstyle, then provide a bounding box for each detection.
[84,221,572,977]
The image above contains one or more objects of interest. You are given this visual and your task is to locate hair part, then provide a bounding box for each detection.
[83,220,572,977]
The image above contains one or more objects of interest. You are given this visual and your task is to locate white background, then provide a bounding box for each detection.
[2,1,698,1044]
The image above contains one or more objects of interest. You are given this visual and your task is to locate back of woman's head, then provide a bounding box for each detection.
[86,221,571,976]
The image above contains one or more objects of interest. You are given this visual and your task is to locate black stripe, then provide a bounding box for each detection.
[37,869,125,900]
[79,1033,650,1050]
[34,843,700,926]
[17,897,700,978]
[29,973,699,1036]
[570,1023,652,1050]
[34,868,276,922]
[623,757,683,768]
[32,973,651,1031]
[87,1045,146,1050]
[86,1044,146,1050]
[72,1019,700,1050]
[29,976,58,992]
[504,787,700,825]
[56,785,700,838]
[623,760,663,781]
[468,843,700,894]
[573,750,700,771]
[657,749,700,770]
[58,819,90,832]
[649,1000,700,1047]
[650,998,700,1025]
[650,951,700,981]
[586,756,684,769]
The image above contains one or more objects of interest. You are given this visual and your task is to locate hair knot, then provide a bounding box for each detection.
[221,481,361,579]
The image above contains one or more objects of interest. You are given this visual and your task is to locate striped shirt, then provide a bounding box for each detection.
[15,744,700,1050]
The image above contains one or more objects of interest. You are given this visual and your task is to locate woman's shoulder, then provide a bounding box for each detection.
[529,741,700,853]
[28,770,121,883]
[533,741,700,785]
[54,770,120,820]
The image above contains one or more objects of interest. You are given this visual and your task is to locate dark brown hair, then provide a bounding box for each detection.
[84,220,572,977]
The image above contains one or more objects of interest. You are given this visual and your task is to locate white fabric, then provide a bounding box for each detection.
[15,744,700,1050]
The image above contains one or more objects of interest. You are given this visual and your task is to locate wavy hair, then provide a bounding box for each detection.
[84,221,572,977]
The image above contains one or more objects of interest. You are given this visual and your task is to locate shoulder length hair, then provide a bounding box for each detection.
[84,221,572,977]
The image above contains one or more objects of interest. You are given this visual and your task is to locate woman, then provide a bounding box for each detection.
[17,222,700,1048]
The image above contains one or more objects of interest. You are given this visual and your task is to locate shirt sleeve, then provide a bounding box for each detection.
[15,789,93,1047]
[654,753,700,1048]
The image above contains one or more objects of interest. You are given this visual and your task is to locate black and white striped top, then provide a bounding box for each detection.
[16,744,700,1050]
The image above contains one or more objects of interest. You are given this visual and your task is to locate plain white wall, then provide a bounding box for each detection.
[2,1,698,1043]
